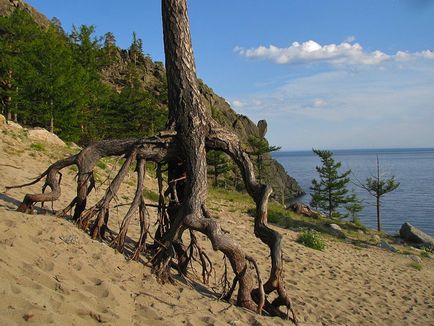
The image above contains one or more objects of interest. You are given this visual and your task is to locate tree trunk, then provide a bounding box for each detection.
[213,164,218,187]
[376,156,381,231]
[160,0,255,309]
[376,196,381,232]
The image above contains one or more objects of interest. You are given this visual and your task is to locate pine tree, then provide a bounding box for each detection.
[310,149,352,219]
[344,190,364,225]
[0,10,40,120]
[129,32,144,66]
[206,150,231,187]
[68,25,113,143]
[247,135,280,183]
[357,156,399,231]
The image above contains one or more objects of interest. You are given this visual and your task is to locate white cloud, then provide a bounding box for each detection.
[312,98,327,108]
[345,35,356,43]
[235,40,434,66]
[229,60,434,149]
[230,100,246,108]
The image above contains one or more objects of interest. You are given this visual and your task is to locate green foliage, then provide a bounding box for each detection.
[101,86,167,139]
[421,246,433,254]
[408,262,422,271]
[310,149,352,219]
[365,176,400,198]
[207,150,231,187]
[96,160,107,170]
[344,191,364,223]
[297,230,325,251]
[208,187,254,206]
[0,10,168,145]
[30,143,45,151]
[357,156,400,231]
[247,135,281,182]
[143,189,159,202]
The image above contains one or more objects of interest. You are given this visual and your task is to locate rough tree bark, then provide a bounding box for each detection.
[7,0,297,322]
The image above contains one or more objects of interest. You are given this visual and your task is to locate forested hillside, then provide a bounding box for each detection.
[0,0,303,200]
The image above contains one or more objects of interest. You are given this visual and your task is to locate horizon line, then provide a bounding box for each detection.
[275,146,434,153]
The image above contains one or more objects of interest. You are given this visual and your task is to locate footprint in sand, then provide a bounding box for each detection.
[10,283,22,294]
[35,257,54,272]
[3,219,17,228]
[83,278,117,303]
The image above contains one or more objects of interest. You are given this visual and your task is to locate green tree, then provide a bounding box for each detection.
[0,10,40,120]
[14,25,86,137]
[247,135,281,183]
[129,32,144,66]
[68,25,113,143]
[344,190,364,224]
[206,150,231,187]
[0,10,87,140]
[357,156,399,231]
[102,86,166,139]
[310,149,352,219]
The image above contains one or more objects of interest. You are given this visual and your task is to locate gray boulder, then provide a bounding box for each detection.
[406,255,422,264]
[289,202,320,218]
[399,222,434,250]
[327,223,346,239]
[329,224,342,232]
[378,240,398,253]
[257,120,268,138]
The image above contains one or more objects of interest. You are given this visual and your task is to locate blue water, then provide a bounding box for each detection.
[273,148,434,236]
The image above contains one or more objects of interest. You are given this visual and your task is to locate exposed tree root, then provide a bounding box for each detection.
[7,129,299,321]
[8,128,298,323]
[110,158,146,252]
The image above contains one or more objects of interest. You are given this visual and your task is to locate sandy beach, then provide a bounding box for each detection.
[1,121,434,325]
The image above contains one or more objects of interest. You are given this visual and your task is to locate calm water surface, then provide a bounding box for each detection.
[273,148,434,236]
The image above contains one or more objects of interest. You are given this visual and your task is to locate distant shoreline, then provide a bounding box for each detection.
[274,147,434,156]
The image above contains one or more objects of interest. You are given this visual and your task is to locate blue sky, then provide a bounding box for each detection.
[26,0,434,150]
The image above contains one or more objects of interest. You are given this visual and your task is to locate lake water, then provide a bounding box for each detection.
[273,148,434,237]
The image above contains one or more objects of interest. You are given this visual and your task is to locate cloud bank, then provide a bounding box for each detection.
[235,40,434,66]
[229,60,434,149]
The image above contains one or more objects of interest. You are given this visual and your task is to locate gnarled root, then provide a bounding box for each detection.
[131,197,150,261]
[207,124,298,323]
[110,158,146,252]
[6,155,77,213]
[9,128,298,323]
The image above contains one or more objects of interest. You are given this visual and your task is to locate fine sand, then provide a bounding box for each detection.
[1,121,434,325]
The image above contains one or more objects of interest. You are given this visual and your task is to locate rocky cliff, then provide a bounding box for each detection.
[198,82,304,200]
[0,0,49,27]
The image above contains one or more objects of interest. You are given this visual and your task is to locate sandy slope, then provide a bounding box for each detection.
[1,122,434,325]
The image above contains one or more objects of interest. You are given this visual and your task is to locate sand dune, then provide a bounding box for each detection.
[1,122,433,325]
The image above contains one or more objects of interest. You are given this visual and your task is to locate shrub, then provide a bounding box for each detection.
[143,189,159,202]
[297,229,325,251]
[420,247,432,258]
[30,143,45,151]
[408,262,422,271]
[96,160,107,170]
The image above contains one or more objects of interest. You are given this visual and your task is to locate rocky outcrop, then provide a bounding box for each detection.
[257,120,267,138]
[0,0,50,27]
[198,82,304,200]
[289,202,320,218]
[399,222,434,249]
[28,128,66,146]
[100,50,166,95]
